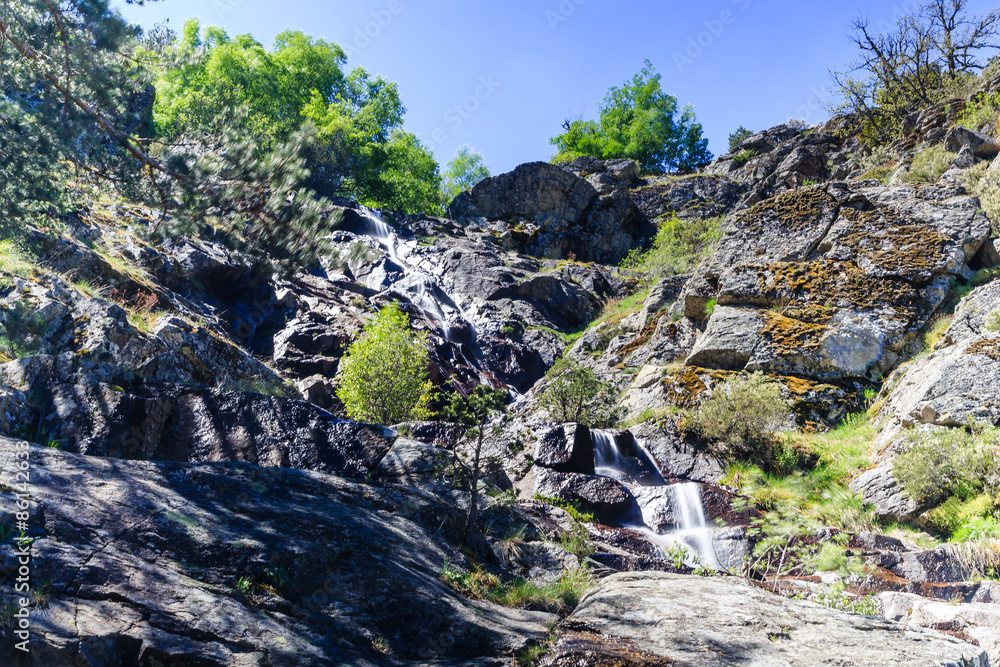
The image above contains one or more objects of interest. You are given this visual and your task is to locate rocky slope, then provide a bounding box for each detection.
[4,94,1000,664]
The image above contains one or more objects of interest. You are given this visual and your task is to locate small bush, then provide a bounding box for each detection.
[958,92,1000,135]
[964,162,1000,233]
[987,310,1000,333]
[538,357,618,427]
[924,494,994,535]
[907,145,953,184]
[733,149,758,167]
[893,422,1000,507]
[685,372,794,471]
[619,215,723,278]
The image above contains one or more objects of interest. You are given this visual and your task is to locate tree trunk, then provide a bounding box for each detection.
[465,429,483,545]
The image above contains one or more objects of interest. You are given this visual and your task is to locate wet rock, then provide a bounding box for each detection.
[534,423,594,474]
[0,440,556,666]
[557,571,987,666]
[627,422,723,484]
[533,467,632,521]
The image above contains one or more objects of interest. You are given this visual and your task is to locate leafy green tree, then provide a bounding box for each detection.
[539,357,618,427]
[551,60,712,173]
[153,21,347,148]
[441,146,491,204]
[336,305,434,425]
[443,385,509,544]
[728,126,753,153]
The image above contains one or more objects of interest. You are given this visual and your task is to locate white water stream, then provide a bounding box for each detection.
[592,429,720,569]
[357,206,489,378]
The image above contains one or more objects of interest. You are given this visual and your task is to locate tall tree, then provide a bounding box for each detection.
[551,60,712,173]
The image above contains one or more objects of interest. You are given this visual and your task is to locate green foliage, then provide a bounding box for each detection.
[153,22,347,147]
[550,60,712,172]
[442,145,491,204]
[538,357,618,427]
[965,161,1000,234]
[958,92,1000,134]
[0,240,34,291]
[441,560,593,616]
[0,1,149,222]
[925,494,994,536]
[532,495,596,524]
[893,422,1000,507]
[558,520,596,560]
[0,302,48,362]
[986,310,1000,332]
[154,22,442,215]
[907,145,953,184]
[732,149,758,167]
[619,215,723,278]
[335,305,433,425]
[810,542,847,572]
[685,372,793,472]
[728,126,753,153]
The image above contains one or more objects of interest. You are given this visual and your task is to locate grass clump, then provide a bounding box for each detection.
[620,214,723,279]
[0,239,34,290]
[963,161,1000,234]
[923,315,953,350]
[907,144,953,184]
[533,494,596,524]
[442,559,593,616]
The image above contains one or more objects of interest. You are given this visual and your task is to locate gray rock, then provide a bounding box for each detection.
[945,125,1000,159]
[533,467,632,521]
[533,423,594,474]
[551,572,987,666]
[881,592,1000,665]
[953,144,978,169]
[628,422,724,484]
[376,438,453,478]
[0,440,557,665]
[850,463,923,524]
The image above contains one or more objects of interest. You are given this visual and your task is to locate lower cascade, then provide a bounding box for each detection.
[592,430,721,569]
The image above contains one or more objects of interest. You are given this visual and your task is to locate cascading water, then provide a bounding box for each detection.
[591,429,720,569]
[354,206,491,381]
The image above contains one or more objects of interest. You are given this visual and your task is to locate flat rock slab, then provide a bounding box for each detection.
[557,572,987,666]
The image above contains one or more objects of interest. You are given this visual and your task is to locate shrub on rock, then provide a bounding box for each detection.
[336,305,433,425]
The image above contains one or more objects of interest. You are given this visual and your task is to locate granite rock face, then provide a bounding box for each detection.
[0,441,556,666]
[550,572,987,666]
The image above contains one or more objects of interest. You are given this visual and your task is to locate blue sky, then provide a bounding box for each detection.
[117,0,1000,174]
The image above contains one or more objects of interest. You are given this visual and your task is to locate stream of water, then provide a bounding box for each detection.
[592,429,720,569]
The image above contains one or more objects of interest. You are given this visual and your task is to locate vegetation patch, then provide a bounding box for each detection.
[906,145,953,184]
[619,214,723,279]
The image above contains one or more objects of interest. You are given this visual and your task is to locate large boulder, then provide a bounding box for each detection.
[945,126,1000,159]
[0,440,556,665]
[451,161,598,224]
[533,423,594,474]
[881,592,1000,665]
[533,467,632,521]
[545,572,987,666]
[680,182,993,383]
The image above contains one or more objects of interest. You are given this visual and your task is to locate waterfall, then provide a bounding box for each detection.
[354,206,494,385]
[591,430,720,569]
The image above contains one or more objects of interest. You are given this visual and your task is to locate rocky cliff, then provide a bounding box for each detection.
[4,98,1000,665]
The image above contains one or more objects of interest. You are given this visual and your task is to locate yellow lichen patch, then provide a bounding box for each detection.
[966,337,1000,361]
[617,311,667,359]
[760,311,828,354]
[660,366,735,408]
[749,260,921,316]
[731,185,834,233]
[832,207,951,276]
